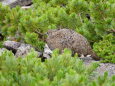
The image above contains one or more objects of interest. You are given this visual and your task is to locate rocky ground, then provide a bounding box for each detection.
[1,40,115,77]
[0,0,32,8]
[81,57,115,77]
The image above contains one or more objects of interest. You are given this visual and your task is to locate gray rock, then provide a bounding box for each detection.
[3,41,21,53]
[95,63,115,77]
[37,51,43,58]
[15,43,41,58]
[3,41,42,57]
[80,56,97,66]
[43,44,52,59]
[1,0,32,8]
[15,43,32,57]
[82,57,115,77]
[21,5,31,9]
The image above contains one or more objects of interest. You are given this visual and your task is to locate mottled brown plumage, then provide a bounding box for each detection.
[46,29,100,60]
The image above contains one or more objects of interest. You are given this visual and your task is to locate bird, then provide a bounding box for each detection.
[46,29,100,60]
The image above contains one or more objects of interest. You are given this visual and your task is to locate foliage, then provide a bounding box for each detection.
[0,49,115,86]
[24,32,45,51]
[1,6,23,36]
[0,3,10,26]
[93,34,115,63]
[0,0,114,42]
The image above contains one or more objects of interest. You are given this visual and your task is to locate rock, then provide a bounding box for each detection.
[81,57,115,77]
[15,43,42,58]
[95,63,115,77]
[3,41,21,53]
[1,0,32,8]
[15,43,32,57]
[21,5,32,9]
[43,44,52,59]
[80,56,97,66]
[46,29,100,60]
[3,41,42,57]
[37,51,43,58]
[15,44,32,57]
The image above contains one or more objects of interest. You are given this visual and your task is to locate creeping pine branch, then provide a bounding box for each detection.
[78,13,83,23]
[35,30,44,36]
[107,29,115,33]
[34,30,47,41]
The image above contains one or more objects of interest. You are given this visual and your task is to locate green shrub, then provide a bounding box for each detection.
[0,49,115,86]
[24,32,45,51]
[1,0,114,43]
[93,34,115,63]
[1,6,23,36]
[0,3,10,26]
